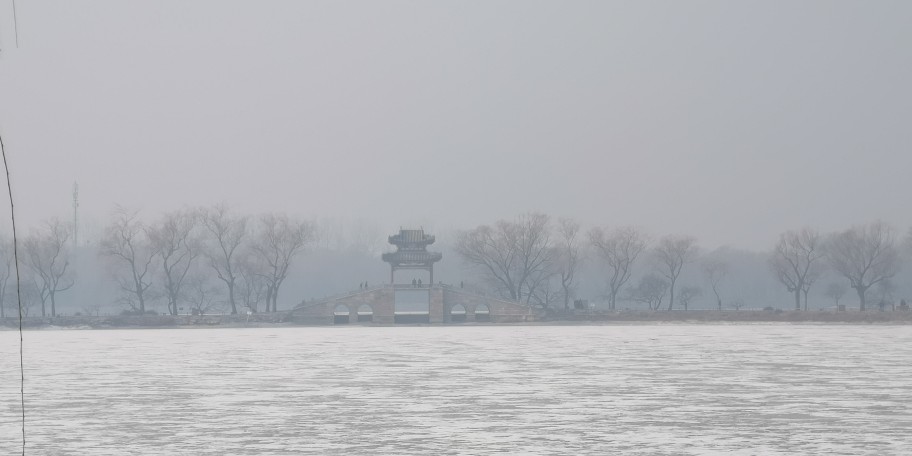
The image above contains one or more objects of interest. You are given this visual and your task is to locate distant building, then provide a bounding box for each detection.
[381,228,443,284]
[293,227,532,325]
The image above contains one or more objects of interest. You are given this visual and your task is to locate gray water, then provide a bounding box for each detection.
[1,325,911,455]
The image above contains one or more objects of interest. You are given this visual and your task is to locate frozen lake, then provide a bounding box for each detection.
[2,325,911,455]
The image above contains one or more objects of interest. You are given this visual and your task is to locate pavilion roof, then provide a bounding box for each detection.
[381,250,442,266]
[388,229,435,246]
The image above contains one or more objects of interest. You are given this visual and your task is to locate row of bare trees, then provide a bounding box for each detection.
[99,205,314,315]
[0,220,75,317]
[592,232,707,312]
[456,214,910,312]
[455,213,705,311]
[0,205,318,317]
[769,222,903,311]
[0,211,908,316]
[455,213,571,308]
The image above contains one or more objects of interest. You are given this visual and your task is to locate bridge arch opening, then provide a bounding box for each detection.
[475,303,491,322]
[357,304,374,323]
[333,304,351,324]
[449,304,467,323]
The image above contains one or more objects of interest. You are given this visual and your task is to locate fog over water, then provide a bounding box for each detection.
[1,326,911,455]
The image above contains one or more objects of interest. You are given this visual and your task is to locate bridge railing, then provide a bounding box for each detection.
[304,284,388,305]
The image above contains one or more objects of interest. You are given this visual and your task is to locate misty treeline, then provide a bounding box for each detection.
[0,208,911,318]
[0,205,314,317]
[454,213,912,313]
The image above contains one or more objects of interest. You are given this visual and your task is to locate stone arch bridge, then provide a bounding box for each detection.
[292,284,534,325]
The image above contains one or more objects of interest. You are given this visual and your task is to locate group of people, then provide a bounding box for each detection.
[358,282,369,290]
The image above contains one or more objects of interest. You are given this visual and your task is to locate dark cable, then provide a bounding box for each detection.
[0,132,25,455]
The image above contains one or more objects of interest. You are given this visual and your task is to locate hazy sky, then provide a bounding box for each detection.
[0,1,910,250]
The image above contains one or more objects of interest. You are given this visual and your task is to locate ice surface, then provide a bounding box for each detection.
[1,325,911,455]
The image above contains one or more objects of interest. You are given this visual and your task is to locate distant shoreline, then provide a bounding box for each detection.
[544,309,912,324]
[1,309,911,330]
[0,313,297,330]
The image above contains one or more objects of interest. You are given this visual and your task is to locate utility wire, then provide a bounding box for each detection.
[0,132,26,455]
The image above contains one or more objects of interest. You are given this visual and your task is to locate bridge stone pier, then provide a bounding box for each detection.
[292,284,533,325]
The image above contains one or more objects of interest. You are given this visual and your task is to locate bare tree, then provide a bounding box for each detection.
[237,254,269,313]
[526,274,561,310]
[824,282,847,308]
[627,273,668,311]
[23,219,75,317]
[678,286,702,311]
[149,209,200,316]
[826,222,901,311]
[555,218,581,311]
[100,208,156,314]
[456,224,517,300]
[251,213,314,312]
[702,259,728,311]
[800,266,823,311]
[652,235,698,311]
[589,226,648,311]
[202,205,248,315]
[0,238,12,318]
[455,213,556,304]
[19,279,39,317]
[770,228,824,311]
[513,213,557,305]
[185,273,224,316]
